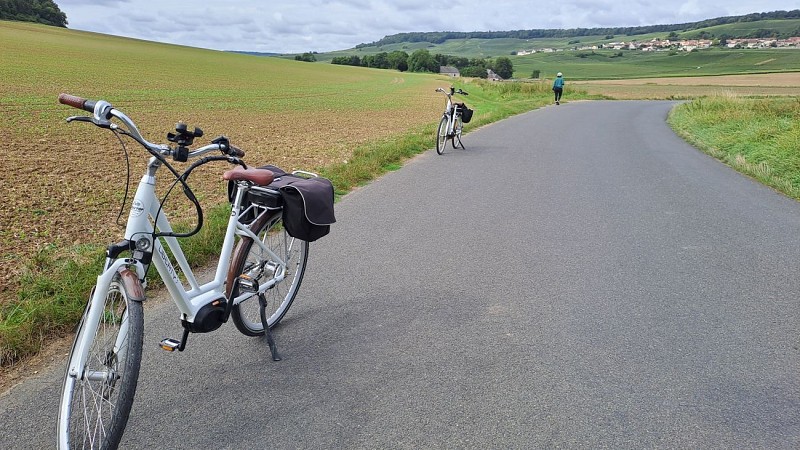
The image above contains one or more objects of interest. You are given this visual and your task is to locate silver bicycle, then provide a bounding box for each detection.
[435,87,470,154]
[56,93,314,449]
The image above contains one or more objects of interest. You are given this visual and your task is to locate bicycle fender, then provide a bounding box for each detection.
[118,267,146,302]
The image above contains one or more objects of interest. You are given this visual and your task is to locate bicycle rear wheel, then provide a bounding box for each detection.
[228,210,309,336]
[452,115,465,149]
[435,115,449,155]
[58,274,144,449]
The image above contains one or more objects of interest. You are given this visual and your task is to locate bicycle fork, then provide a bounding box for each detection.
[66,261,145,381]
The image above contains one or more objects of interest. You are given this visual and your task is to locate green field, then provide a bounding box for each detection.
[510,48,800,80]
[318,45,800,80]
[678,18,800,39]
[305,18,800,79]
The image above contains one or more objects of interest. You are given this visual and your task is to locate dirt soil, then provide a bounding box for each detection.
[0,104,439,301]
[575,72,800,86]
[572,73,800,99]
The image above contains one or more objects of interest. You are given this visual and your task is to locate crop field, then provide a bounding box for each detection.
[680,19,800,39]
[512,48,800,80]
[0,21,451,300]
[571,72,800,98]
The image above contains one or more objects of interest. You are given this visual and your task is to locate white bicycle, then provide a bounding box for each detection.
[435,87,471,154]
[56,93,315,449]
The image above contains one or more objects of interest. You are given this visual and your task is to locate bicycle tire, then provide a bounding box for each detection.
[228,210,309,336]
[58,275,144,450]
[452,115,465,149]
[435,115,449,155]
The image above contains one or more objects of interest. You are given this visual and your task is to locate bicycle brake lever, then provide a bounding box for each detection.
[226,156,247,168]
[66,115,114,129]
[66,115,92,123]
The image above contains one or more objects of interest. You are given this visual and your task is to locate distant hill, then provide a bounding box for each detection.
[357,10,800,48]
[0,0,67,27]
[230,51,282,57]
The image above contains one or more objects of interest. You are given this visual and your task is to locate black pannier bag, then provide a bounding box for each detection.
[228,165,335,241]
[455,102,474,123]
[263,165,336,242]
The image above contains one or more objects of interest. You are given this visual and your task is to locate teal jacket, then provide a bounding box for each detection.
[553,77,564,89]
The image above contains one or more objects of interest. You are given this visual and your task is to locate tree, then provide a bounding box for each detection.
[492,56,513,79]
[372,52,389,69]
[407,49,437,73]
[531,69,541,79]
[387,51,409,71]
[460,66,487,78]
[294,52,317,62]
[331,55,361,66]
[450,56,469,68]
[0,0,67,27]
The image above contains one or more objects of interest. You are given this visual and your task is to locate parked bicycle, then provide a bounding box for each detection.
[435,87,472,154]
[55,93,334,449]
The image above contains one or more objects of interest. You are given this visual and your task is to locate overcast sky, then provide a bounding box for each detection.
[57,0,799,54]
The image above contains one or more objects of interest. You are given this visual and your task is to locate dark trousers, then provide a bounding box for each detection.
[553,87,563,102]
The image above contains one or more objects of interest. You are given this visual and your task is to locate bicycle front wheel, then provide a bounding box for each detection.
[58,275,144,450]
[435,115,449,155]
[228,210,309,336]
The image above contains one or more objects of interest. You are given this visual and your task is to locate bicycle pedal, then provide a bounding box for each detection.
[238,274,259,292]
[159,338,182,352]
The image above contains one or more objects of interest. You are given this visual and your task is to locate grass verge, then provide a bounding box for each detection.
[0,79,583,368]
[668,94,800,199]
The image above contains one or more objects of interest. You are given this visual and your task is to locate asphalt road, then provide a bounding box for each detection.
[2,101,799,448]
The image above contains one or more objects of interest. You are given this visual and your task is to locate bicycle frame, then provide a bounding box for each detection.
[65,156,289,382]
[436,87,467,137]
[441,93,456,134]
[435,87,468,155]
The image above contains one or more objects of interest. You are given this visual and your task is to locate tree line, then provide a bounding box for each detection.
[331,49,514,79]
[357,10,800,48]
[0,0,67,27]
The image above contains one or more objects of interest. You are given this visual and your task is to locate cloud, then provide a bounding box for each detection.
[55,0,800,53]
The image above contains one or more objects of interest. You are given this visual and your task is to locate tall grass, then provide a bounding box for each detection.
[668,94,800,198]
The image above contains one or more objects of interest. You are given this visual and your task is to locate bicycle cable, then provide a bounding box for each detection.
[111,126,244,240]
[112,126,203,239]
[152,154,244,240]
[111,129,133,229]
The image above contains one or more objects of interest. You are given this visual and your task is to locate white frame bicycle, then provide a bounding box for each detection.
[435,87,469,154]
[56,93,311,449]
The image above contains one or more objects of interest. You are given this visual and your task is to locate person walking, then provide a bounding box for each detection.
[552,72,564,105]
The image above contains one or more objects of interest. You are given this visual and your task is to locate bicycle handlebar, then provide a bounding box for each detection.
[435,87,468,96]
[58,93,96,114]
[58,93,245,160]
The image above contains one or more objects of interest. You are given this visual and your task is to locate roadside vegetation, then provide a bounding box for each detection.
[668,95,800,199]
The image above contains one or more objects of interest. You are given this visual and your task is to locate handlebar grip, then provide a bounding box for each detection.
[229,145,245,158]
[58,93,96,113]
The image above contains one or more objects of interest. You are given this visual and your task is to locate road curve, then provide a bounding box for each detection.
[2,101,799,448]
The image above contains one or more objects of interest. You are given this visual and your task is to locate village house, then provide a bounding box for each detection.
[439,66,460,77]
[518,35,799,55]
[486,69,503,81]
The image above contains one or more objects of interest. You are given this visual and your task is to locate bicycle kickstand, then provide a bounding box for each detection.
[258,293,282,361]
